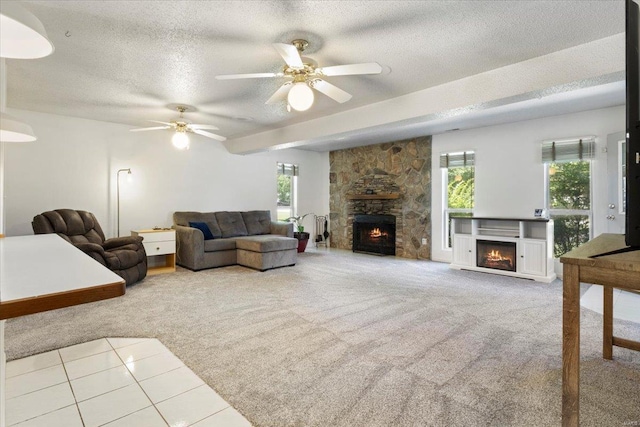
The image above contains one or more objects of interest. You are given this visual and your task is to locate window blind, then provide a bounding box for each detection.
[277,162,299,176]
[439,151,475,168]
[541,137,595,163]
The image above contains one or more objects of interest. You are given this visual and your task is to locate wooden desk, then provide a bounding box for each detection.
[0,234,126,427]
[559,234,640,427]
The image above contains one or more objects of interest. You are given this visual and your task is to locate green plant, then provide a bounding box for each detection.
[287,213,313,233]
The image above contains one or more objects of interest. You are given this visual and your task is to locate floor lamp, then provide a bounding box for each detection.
[116,168,131,237]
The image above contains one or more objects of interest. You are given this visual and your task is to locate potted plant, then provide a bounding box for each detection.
[287,213,313,253]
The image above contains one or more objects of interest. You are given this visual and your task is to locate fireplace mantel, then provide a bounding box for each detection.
[346,193,401,200]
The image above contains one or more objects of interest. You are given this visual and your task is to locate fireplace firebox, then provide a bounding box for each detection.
[353,214,396,255]
[476,240,516,272]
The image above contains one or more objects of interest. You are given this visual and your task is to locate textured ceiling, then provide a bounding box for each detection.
[3,0,626,149]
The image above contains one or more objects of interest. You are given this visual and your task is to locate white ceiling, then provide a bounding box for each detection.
[2,0,627,152]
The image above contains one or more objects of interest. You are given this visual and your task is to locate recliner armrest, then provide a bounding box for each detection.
[103,236,143,250]
[75,242,106,255]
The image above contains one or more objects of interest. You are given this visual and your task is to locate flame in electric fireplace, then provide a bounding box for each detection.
[370,228,383,238]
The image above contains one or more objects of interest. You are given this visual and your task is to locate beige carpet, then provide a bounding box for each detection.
[6,248,640,426]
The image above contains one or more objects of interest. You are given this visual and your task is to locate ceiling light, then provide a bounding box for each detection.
[172,131,190,150]
[0,2,54,59]
[0,113,37,142]
[287,82,314,111]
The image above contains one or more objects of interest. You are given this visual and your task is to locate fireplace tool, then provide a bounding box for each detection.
[315,215,328,247]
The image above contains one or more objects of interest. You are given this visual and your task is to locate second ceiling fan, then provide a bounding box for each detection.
[215,39,382,111]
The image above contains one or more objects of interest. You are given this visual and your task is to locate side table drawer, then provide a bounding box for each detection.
[143,240,175,256]
[136,231,174,242]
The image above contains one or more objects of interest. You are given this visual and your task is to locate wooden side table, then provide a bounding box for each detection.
[132,229,176,275]
[559,234,640,427]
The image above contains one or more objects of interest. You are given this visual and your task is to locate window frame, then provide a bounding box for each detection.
[441,153,475,250]
[277,162,298,221]
[544,160,593,257]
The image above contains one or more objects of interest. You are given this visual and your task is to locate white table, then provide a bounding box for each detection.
[0,234,126,427]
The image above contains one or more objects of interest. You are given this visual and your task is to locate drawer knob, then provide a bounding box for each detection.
[156,247,160,250]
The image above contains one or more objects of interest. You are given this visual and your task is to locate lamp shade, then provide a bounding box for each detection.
[172,131,190,150]
[0,113,37,142]
[1,2,54,59]
[288,82,314,111]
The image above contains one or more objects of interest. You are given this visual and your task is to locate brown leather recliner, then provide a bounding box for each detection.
[32,209,147,286]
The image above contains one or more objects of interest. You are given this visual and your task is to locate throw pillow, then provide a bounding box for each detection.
[189,221,215,240]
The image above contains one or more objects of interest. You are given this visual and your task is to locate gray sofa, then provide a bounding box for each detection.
[173,210,297,271]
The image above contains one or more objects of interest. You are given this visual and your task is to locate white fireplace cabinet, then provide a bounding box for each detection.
[450,217,556,283]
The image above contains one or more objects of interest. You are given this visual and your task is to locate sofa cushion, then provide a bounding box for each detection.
[204,238,237,252]
[189,222,215,240]
[174,211,222,238]
[241,211,272,235]
[235,235,298,252]
[215,212,248,238]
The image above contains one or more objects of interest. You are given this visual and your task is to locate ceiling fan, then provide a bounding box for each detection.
[130,105,226,150]
[215,39,383,112]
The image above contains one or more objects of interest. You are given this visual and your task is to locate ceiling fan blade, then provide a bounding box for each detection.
[273,43,303,69]
[192,129,227,142]
[316,62,383,76]
[309,79,352,103]
[148,120,174,126]
[215,72,281,80]
[189,124,219,130]
[265,82,293,104]
[130,126,171,132]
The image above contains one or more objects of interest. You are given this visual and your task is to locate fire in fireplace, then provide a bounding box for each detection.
[353,214,396,255]
[476,240,516,272]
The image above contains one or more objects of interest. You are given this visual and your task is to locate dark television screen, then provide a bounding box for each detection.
[626,0,640,247]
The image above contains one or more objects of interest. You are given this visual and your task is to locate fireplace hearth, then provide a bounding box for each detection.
[353,214,396,255]
[476,240,516,272]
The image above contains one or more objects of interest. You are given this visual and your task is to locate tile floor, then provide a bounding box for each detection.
[581,286,640,323]
[5,338,252,427]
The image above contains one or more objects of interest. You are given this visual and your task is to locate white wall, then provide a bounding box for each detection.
[3,109,329,238]
[431,105,625,263]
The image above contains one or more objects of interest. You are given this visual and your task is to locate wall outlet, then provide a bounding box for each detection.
[421,238,427,245]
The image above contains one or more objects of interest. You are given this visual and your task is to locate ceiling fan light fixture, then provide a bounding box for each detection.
[0,2,54,59]
[288,82,314,111]
[0,112,37,142]
[172,130,190,150]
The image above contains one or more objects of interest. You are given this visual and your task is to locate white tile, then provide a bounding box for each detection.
[59,339,112,363]
[11,404,83,427]
[156,385,230,427]
[107,337,150,349]
[126,351,184,382]
[192,407,252,427]
[6,364,68,399]
[140,366,205,403]
[6,350,61,378]
[115,339,169,364]
[70,365,135,402]
[77,383,152,427]
[6,382,76,426]
[103,406,168,427]
[64,350,123,380]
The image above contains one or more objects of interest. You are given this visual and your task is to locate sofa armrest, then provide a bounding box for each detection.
[175,225,205,269]
[103,236,143,250]
[270,221,293,238]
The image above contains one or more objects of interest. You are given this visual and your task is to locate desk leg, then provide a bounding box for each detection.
[563,264,580,427]
[1,320,5,427]
[603,286,614,360]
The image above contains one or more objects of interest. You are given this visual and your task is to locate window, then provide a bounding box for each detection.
[277,162,298,221]
[441,151,475,248]
[543,137,594,257]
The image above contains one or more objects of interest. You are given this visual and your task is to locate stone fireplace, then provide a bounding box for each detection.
[329,136,431,259]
